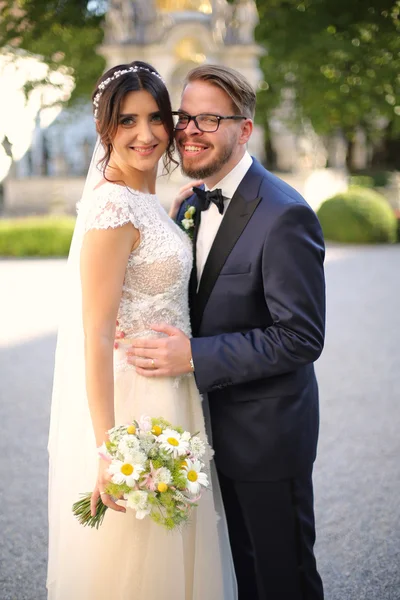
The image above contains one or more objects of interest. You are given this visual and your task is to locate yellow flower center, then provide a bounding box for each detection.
[121,463,134,476]
[167,437,179,446]
[157,483,168,493]
[127,425,136,435]
[152,425,162,436]
[187,470,198,482]
[180,460,187,469]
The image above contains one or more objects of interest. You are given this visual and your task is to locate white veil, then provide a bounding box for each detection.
[47,138,104,586]
[48,137,103,455]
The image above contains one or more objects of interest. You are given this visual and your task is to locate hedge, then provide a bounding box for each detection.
[317,186,397,244]
[0,216,75,257]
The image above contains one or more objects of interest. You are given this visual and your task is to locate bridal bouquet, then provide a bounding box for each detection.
[72,416,209,531]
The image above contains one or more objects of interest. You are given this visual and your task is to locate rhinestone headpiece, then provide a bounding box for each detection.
[93,66,165,120]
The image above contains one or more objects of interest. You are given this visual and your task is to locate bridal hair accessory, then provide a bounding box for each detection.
[93,66,165,119]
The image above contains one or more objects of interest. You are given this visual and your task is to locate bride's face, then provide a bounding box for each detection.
[111,89,169,173]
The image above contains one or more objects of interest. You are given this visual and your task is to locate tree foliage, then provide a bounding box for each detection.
[0,0,106,103]
[255,0,400,142]
[2,0,400,154]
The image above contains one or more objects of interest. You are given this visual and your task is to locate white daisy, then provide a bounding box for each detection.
[108,459,144,487]
[158,429,190,458]
[126,490,151,520]
[182,459,209,495]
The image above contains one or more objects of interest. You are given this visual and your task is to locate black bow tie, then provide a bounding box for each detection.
[192,187,226,215]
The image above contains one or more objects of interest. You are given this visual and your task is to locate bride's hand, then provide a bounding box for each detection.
[168,180,203,220]
[91,458,126,516]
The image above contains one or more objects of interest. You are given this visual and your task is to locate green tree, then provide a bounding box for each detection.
[0,0,106,104]
[255,0,400,166]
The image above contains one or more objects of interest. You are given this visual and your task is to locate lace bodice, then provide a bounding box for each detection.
[83,183,193,369]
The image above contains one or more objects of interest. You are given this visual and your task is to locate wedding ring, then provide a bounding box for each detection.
[151,358,156,369]
[100,492,107,496]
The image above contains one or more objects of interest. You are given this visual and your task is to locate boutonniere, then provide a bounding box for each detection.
[180,205,196,240]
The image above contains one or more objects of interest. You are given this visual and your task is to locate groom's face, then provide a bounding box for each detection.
[176,80,248,182]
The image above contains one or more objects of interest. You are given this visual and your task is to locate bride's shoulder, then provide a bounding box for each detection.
[91,180,129,202]
[90,181,153,206]
[83,182,151,231]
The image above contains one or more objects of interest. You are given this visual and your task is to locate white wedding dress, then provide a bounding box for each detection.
[47,182,237,599]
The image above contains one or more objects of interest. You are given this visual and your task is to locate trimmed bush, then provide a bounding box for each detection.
[350,170,390,188]
[349,175,375,188]
[0,216,75,257]
[317,186,397,244]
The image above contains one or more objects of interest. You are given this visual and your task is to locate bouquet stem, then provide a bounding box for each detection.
[72,493,108,529]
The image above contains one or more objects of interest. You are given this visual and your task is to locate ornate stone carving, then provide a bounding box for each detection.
[229,0,259,45]
[136,0,157,24]
[156,0,212,12]
[105,0,137,43]
[212,0,232,44]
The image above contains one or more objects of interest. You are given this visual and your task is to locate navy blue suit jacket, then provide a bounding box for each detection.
[177,158,326,482]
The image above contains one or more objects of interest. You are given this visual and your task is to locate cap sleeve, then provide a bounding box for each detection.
[84,185,139,232]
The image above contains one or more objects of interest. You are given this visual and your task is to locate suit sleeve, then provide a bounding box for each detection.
[176,202,186,224]
[190,203,326,393]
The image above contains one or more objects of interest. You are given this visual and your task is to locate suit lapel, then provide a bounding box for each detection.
[192,160,264,332]
[189,203,201,312]
[177,193,202,323]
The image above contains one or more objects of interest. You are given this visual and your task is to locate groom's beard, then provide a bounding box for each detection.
[177,137,236,180]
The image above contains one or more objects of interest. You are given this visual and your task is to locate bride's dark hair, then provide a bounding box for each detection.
[92,61,177,175]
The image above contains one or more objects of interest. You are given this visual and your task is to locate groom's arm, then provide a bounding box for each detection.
[191,203,326,393]
[170,182,203,222]
[126,203,325,385]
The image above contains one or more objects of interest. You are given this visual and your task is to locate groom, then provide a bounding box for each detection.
[128,64,325,600]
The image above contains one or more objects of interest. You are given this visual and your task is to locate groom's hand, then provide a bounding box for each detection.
[168,179,203,220]
[126,324,193,377]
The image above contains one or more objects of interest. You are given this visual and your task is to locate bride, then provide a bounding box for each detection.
[47,60,237,599]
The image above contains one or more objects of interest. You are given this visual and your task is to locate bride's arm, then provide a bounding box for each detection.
[80,222,138,446]
[81,222,139,514]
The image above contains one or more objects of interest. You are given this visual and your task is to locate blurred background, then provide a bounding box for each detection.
[0,1,399,599]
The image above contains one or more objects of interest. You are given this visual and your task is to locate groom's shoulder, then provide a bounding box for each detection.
[249,158,311,212]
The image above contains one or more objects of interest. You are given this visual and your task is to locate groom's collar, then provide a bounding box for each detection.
[205,151,253,199]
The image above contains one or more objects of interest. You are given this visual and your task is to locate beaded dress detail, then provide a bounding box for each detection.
[84,183,192,371]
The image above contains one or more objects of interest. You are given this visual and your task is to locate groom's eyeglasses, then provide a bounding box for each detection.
[172,111,246,133]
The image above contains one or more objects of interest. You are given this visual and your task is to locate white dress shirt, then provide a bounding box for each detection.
[196,151,253,287]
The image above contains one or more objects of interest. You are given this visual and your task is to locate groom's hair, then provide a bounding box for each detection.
[183,64,256,120]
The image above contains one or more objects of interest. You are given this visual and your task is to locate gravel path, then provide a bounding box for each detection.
[0,245,399,600]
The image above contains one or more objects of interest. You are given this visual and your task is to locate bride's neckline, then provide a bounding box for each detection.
[95,179,157,198]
